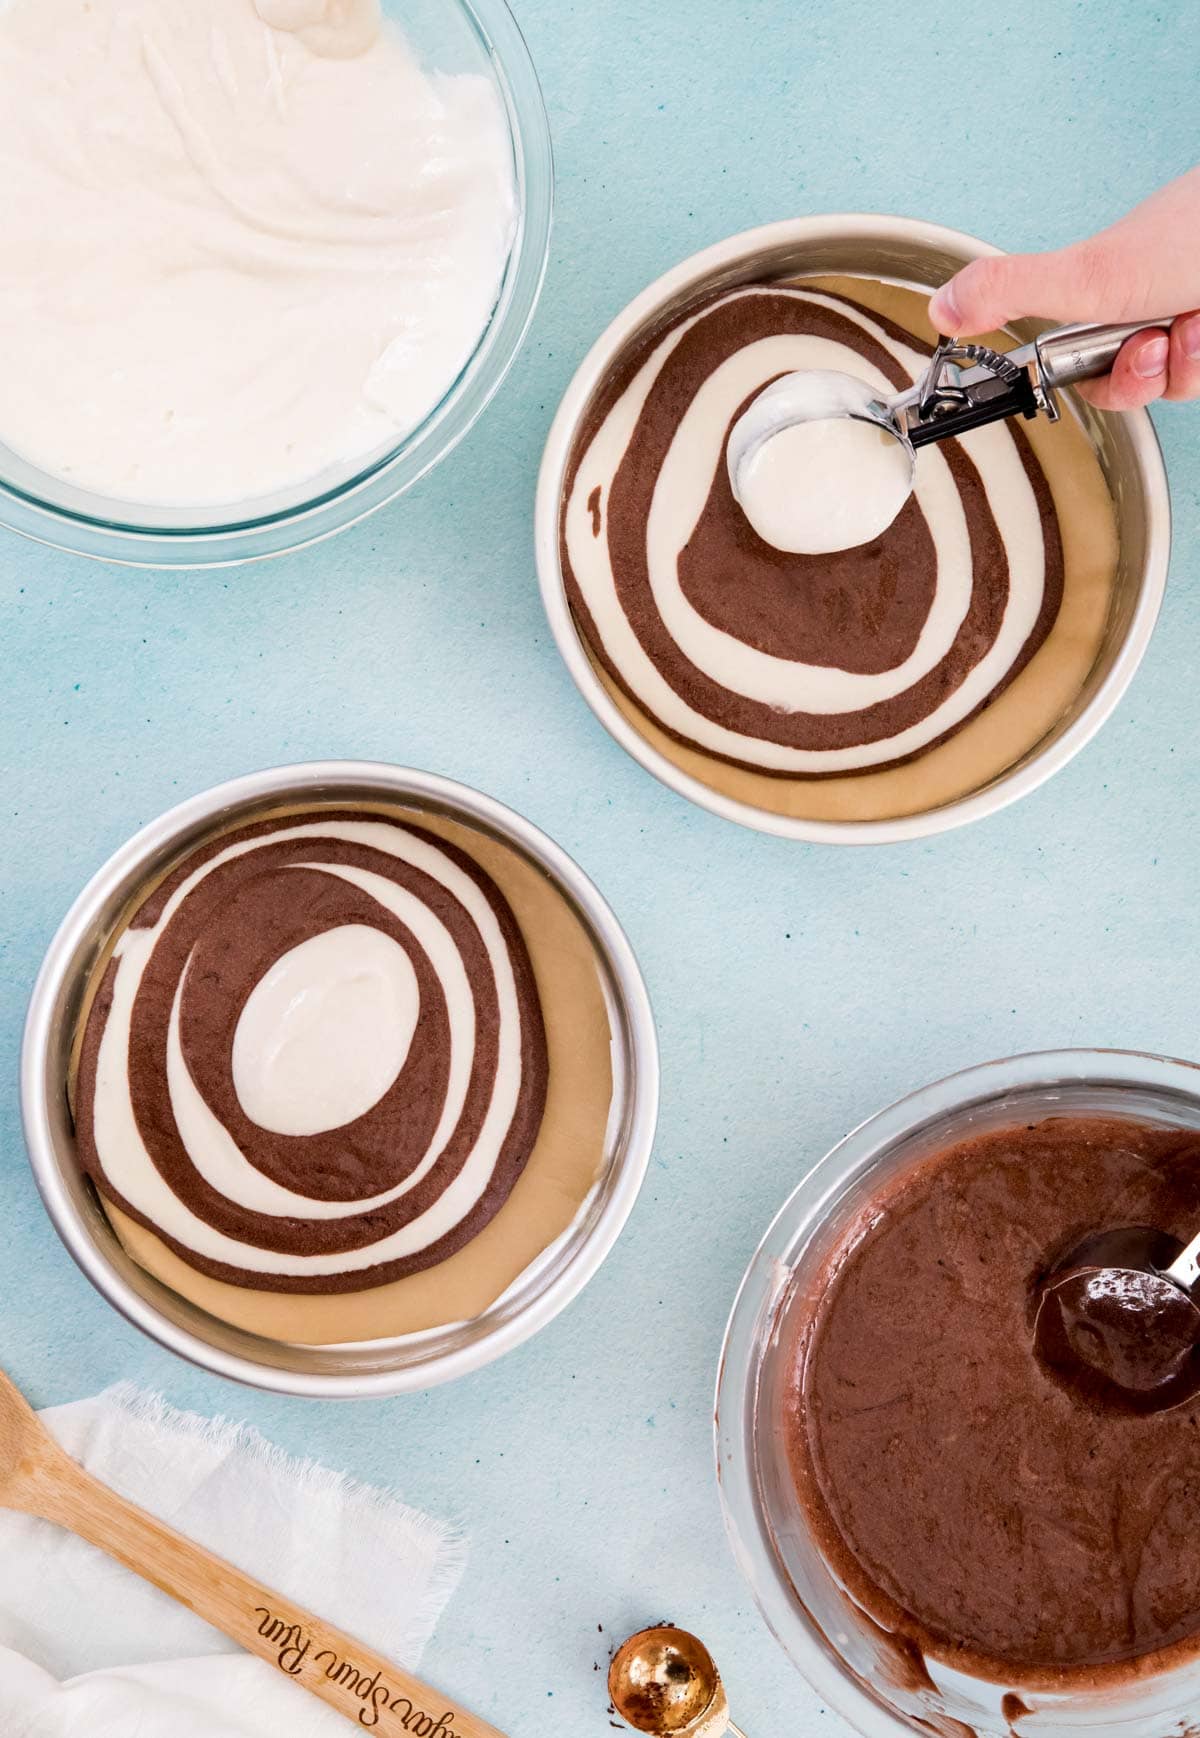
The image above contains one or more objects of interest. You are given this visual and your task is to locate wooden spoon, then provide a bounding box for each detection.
[0,1365,504,1737]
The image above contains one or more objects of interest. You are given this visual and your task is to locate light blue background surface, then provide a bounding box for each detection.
[1,3,1196,1733]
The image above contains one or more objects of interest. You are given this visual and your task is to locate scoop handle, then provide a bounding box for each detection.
[1163,1224,1200,1292]
[1035,319,1175,389]
[24,1445,505,1738]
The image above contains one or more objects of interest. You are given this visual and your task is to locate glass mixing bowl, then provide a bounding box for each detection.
[0,0,552,568]
[715,1049,1200,1737]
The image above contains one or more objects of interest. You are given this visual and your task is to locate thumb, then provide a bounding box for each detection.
[927,242,1115,336]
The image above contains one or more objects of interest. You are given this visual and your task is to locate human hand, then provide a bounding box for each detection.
[927,167,1200,410]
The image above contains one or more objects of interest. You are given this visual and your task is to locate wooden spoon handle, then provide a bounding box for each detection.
[38,1454,505,1738]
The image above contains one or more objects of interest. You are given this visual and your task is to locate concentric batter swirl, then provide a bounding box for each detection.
[74,811,549,1292]
[561,283,1065,775]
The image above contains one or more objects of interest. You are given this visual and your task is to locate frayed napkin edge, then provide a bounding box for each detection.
[89,1382,469,1663]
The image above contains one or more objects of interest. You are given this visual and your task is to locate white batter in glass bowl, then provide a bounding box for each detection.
[0,0,552,566]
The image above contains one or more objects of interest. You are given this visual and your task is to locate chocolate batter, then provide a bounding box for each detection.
[69,802,615,1343]
[74,809,550,1292]
[568,275,1117,825]
[787,1116,1200,1683]
[564,282,1062,768]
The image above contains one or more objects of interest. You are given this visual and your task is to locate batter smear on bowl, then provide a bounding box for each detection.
[786,1116,1200,1685]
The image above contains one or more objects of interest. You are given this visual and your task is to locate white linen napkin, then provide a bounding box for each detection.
[0,1384,466,1737]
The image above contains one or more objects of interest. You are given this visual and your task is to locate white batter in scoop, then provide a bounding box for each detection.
[728,367,916,555]
[0,0,516,505]
[734,415,916,554]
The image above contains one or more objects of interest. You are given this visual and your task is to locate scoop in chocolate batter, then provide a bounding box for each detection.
[1034,1225,1200,1414]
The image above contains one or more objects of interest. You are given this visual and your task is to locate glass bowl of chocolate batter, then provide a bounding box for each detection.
[716,1049,1200,1736]
[536,217,1170,843]
[21,762,658,1396]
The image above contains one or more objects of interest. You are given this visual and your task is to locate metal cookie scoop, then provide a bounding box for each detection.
[727,318,1172,554]
[1034,1221,1200,1414]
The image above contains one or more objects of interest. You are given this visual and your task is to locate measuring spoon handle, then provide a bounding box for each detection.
[28,1446,505,1738]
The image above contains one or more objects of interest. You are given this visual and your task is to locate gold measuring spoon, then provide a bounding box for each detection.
[609,1626,747,1738]
[0,1364,505,1738]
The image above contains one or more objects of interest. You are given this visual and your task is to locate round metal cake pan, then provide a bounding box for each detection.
[21,761,659,1398]
[535,214,1171,843]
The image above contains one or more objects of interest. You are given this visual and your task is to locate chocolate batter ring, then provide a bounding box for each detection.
[74,811,548,1293]
[561,285,1064,776]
